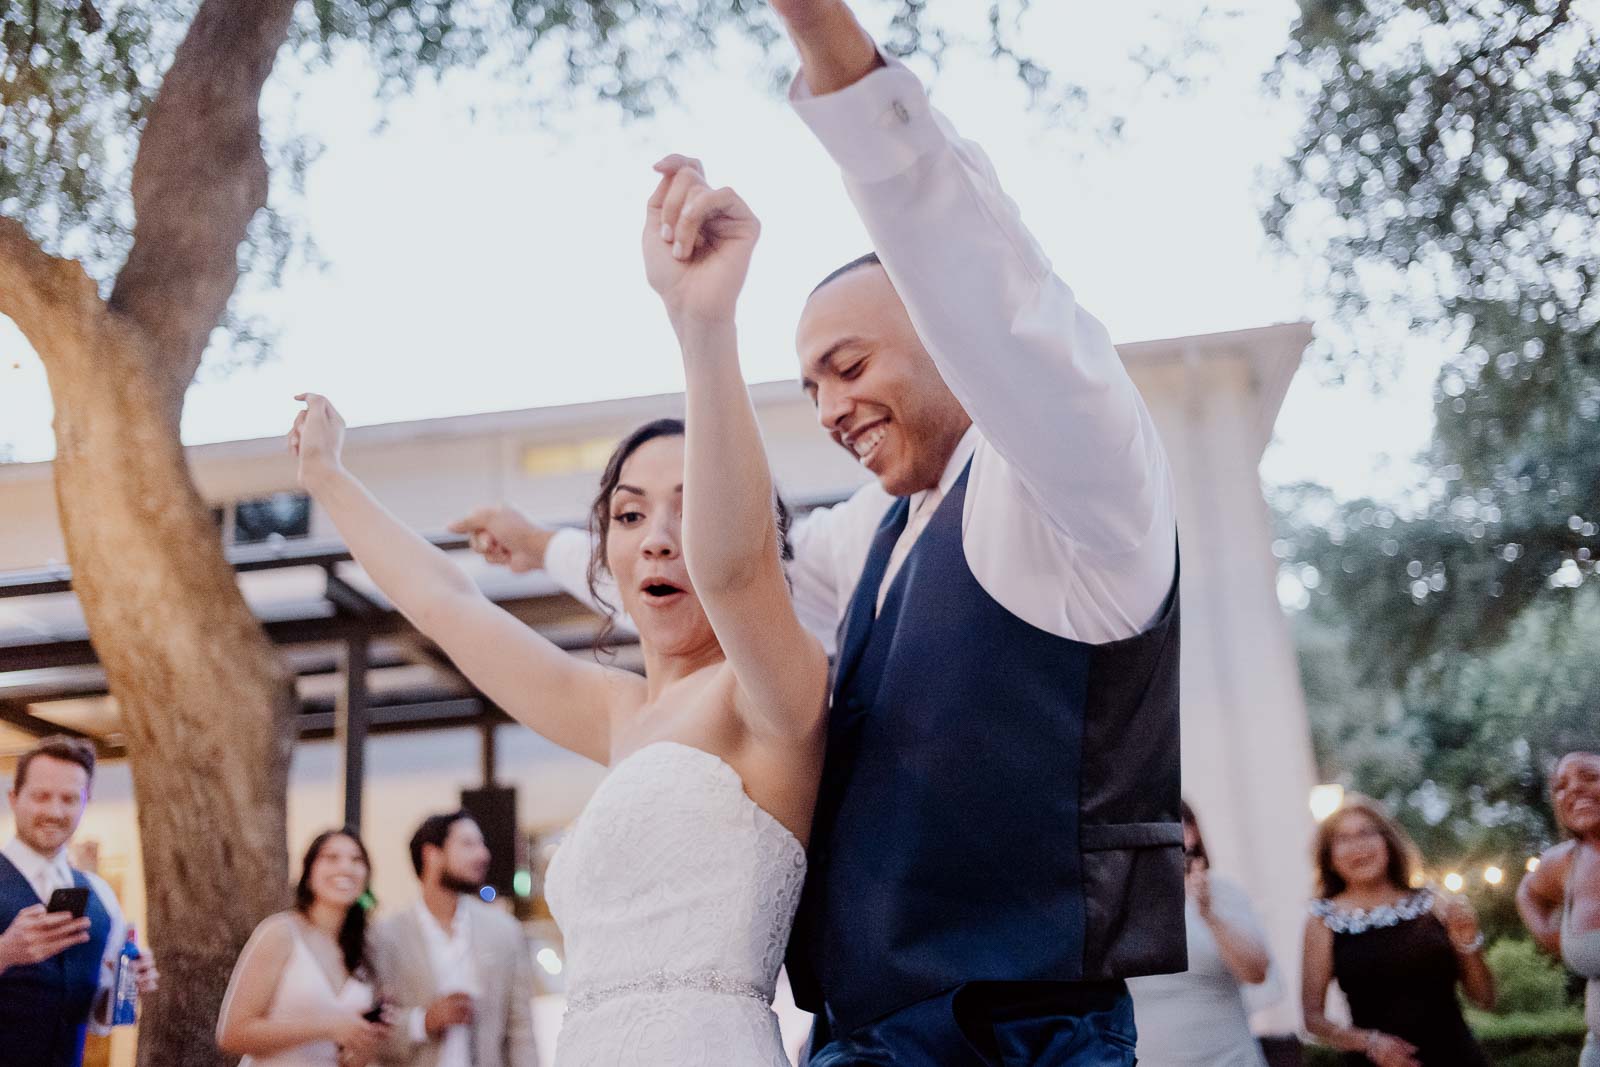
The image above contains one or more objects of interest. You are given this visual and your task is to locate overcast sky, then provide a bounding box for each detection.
[0,0,1443,501]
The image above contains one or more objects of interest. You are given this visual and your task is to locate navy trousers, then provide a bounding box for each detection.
[806,981,1137,1067]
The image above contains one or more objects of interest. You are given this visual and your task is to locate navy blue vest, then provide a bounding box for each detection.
[0,853,113,1067]
[786,462,1186,1033]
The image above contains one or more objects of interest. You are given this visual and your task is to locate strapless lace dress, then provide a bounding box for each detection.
[545,742,808,1066]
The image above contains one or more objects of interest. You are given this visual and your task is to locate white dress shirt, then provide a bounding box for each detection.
[544,56,1175,650]
[408,897,479,1067]
[1,837,126,1034]
[874,427,974,614]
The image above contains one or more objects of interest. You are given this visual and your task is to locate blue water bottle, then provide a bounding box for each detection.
[111,926,141,1026]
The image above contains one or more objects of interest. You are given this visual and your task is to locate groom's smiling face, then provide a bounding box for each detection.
[798,263,971,498]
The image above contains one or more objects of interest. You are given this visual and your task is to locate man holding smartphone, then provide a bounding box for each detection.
[1,735,158,1067]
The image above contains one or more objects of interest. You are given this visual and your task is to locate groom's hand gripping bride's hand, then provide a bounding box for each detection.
[644,155,760,332]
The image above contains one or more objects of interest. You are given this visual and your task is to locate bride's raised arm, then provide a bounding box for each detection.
[643,156,828,740]
[289,394,637,763]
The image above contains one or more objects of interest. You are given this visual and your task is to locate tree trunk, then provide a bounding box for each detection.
[0,0,304,1062]
[48,289,299,1063]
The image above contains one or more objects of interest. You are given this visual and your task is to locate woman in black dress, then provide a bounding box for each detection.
[1301,795,1495,1066]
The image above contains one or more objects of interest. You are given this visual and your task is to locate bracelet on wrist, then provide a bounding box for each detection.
[1452,931,1486,953]
[1364,1030,1381,1055]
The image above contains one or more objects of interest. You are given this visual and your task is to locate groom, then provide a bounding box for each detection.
[456,2,1184,1060]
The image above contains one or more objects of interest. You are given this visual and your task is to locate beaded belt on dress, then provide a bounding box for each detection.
[565,969,772,1015]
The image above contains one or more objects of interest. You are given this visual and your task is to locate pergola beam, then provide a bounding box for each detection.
[0,698,59,737]
[323,570,385,618]
[336,636,369,832]
[298,698,492,738]
[0,533,476,599]
[0,600,620,675]
[0,697,117,757]
[0,521,648,752]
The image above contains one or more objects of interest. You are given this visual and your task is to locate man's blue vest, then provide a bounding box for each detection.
[787,462,1186,1034]
[0,852,113,1067]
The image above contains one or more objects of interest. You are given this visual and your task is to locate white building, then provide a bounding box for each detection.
[0,322,1316,1060]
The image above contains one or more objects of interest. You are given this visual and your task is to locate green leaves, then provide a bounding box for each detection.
[1270,0,1600,681]
[1288,575,1600,869]
[2,2,162,269]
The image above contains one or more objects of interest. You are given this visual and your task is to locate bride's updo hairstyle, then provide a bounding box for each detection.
[585,417,795,651]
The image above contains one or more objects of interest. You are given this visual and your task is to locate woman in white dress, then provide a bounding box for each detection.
[217,829,390,1067]
[1518,751,1600,1067]
[287,155,828,1067]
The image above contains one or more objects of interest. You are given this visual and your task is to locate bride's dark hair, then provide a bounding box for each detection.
[586,417,794,652]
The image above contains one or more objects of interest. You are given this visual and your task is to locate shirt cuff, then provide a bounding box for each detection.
[410,1007,429,1044]
[789,54,948,186]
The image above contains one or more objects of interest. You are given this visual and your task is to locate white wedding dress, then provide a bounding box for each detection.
[545,741,807,1066]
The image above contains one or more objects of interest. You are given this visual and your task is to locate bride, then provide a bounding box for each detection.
[289,154,828,1066]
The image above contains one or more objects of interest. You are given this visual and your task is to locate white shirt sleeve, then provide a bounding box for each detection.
[542,526,635,636]
[785,481,895,654]
[790,59,1174,559]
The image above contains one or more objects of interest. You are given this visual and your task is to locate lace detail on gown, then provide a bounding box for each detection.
[545,742,807,1067]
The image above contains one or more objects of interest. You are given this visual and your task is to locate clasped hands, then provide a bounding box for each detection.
[642,155,760,333]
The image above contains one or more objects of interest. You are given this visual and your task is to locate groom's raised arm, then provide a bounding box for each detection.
[777,1,1173,559]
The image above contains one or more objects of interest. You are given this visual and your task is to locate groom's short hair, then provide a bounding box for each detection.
[811,252,883,296]
[409,810,477,877]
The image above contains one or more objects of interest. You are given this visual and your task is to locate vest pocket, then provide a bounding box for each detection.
[1079,822,1186,980]
[1079,822,1183,851]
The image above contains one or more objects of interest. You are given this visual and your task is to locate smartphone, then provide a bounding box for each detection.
[46,887,90,920]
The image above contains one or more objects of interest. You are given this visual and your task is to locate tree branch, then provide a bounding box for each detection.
[107,0,299,417]
[0,216,102,351]
[1513,0,1575,54]
[1421,0,1578,132]
[78,0,103,34]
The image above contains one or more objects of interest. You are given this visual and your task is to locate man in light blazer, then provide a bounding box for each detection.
[373,811,538,1067]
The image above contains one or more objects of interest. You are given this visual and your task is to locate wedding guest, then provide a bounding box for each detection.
[1,735,158,1067]
[1301,796,1493,1066]
[218,829,389,1067]
[1129,800,1271,1066]
[370,811,538,1067]
[1518,750,1600,1067]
